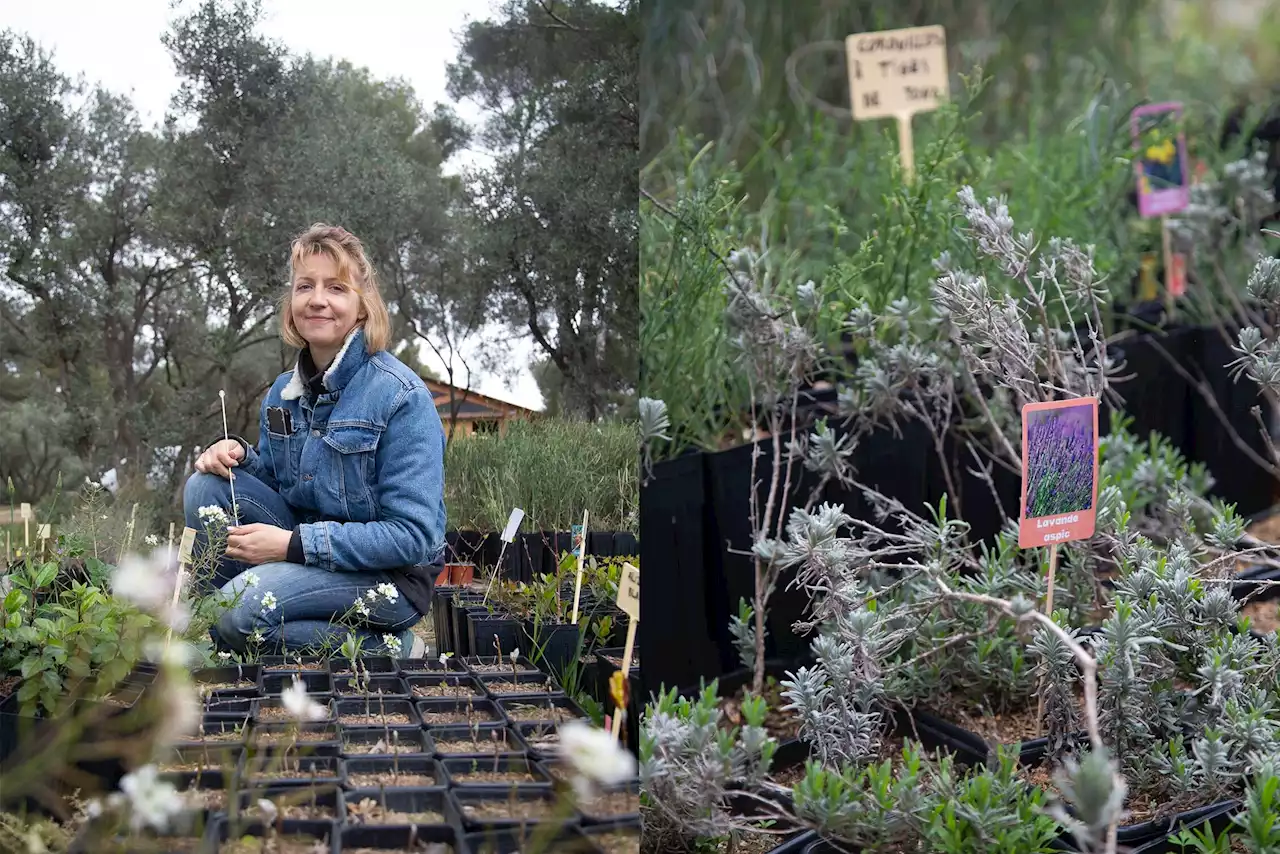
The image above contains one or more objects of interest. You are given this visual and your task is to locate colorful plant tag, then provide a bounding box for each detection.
[1018,398,1100,549]
[1131,102,1190,218]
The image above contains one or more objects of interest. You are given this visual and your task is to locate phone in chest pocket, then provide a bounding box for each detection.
[267,406,294,435]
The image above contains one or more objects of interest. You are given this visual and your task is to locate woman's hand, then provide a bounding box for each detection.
[195,439,244,479]
[226,524,292,566]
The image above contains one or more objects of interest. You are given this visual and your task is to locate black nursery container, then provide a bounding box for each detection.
[239,752,344,788]
[428,723,524,758]
[340,755,442,789]
[440,755,553,788]
[415,697,504,727]
[192,664,263,697]
[594,648,641,752]
[404,673,487,701]
[237,785,345,836]
[262,670,333,697]
[343,823,461,852]
[334,697,421,728]
[344,787,456,829]
[464,825,597,853]
[479,671,562,700]
[208,817,339,854]
[328,655,398,677]
[331,674,411,700]
[496,694,588,727]
[468,609,525,661]
[520,620,580,678]
[341,725,432,758]
[450,786,578,832]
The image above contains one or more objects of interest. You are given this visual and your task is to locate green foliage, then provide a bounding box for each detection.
[444,418,637,534]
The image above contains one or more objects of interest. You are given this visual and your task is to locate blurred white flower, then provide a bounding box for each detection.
[111,550,187,630]
[557,720,636,800]
[242,571,260,588]
[281,675,328,722]
[250,629,265,645]
[382,634,403,656]
[376,583,398,603]
[118,765,184,832]
[510,648,520,663]
[365,589,379,602]
[439,652,452,664]
[353,597,371,619]
[144,534,160,547]
[260,591,278,613]
[155,680,201,747]
[218,651,232,661]
[197,505,229,527]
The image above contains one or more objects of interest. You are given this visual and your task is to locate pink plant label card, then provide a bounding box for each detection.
[1019,398,1100,549]
[1131,102,1190,218]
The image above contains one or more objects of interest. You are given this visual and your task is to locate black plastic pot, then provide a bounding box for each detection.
[174,717,250,749]
[345,786,455,829]
[260,654,329,672]
[462,656,544,677]
[399,655,468,677]
[612,532,638,557]
[428,723,524,758]
[192,664,262,697]
[262,670,333,697]
[329,655,398,677]
[576,780,639,826]
[201,695,254,717]
[415,697,504,727]
[464,824,596,853]
[1116,799,1242,849]
[247,723,342,757]
[238,785,344,836]
[449,529,486,565]
[157,745,240,775]
[160,768,230,823]
[510,721,561,762]
[405,673,487,701]
[342,823,461,851]
[334,697,421,728]
[496,694,588,727]
[239,752,344,788]
[432,586,460,653]
[340,755,442,789]
[521,621,580,678]
[1127,799,1241,853]
[515,533,545,585]
[341,725,432,758]
[581,820,645,852]
[469,610,525,661]
[441,755,553,788]
[479,671,563,700]
[331,674,410,700]
[208,817,338,853]
[451,786,578,831]
[540,531,574,575]
[254,696,335,725]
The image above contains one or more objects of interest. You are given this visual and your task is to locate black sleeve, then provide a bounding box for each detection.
[287,527,305,565]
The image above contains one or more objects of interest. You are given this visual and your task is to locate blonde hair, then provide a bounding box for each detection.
[279,223,391,353]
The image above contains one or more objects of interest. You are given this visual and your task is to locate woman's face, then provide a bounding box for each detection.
[290,252,365,357]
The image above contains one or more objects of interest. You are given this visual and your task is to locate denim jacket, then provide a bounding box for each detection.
[231,326,447,574]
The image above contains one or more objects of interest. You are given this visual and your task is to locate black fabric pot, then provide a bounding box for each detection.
[521,622,580,679]
[540,531,573,575]
[639,452,721,696]
[448,530,486,564]
[613,531,638,557]
[586,530,614,557]
[516,534,544,585]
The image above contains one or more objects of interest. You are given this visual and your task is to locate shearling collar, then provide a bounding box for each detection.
[280,325,367,401]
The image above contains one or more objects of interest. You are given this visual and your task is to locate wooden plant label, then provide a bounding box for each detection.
[611,561,640,739]
[178,526,197,568]
[1018,399,1100,550]
[20,502,31,547]
[845,25,948,181]
[18,503,32,522]
[36,524,51,540]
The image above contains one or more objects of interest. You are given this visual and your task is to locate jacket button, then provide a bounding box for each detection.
[311,429,320,437]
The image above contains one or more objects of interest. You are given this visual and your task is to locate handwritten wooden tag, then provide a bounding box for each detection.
[178,527,197,567]
[616,562,639,621]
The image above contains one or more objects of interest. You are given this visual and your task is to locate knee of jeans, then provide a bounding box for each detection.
[184,472,227,519]
[216,603,257,653]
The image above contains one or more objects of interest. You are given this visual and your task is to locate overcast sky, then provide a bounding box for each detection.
[1,0,544,410]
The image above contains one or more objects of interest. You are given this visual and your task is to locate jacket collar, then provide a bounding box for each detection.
[281,325,368,401]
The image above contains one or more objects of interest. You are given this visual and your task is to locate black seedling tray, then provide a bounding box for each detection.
[451,786,578,831]
[334,697,421,728]
[429,724,524,758]
[497,694,587,726]
[511,722,562,761]
[260,654,330,671]
[193,664,263,696]
[329,655,399,676]
[340,755,443,789]
[202,696,254,717]
[341,823,461,851]
[576,781,640,825]
[415,697,504,727]
[399,656,468,675]
[173,717,250,749]
[479,671,563,699]
[462,656,544,677]
[440,755,553,788]
[463,824,596,853]
[343,787,456,829]
[240,752,345,788]
[262,670,333,696]
[156,745,240,775]
[247,722,342,757]
[254,696,336,724]
[237,784,345,836]
[341,725,432,758]
[208,816,338,853]
[405,673,487,700]
[331,674,411,700]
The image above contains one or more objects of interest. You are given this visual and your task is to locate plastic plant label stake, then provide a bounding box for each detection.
[845,25,948,183]
[178,526,197,569]
[484,508,526,605]
[1018,398,1100,550]
[611,562,640,739]
[19,502,31,547]
[1131,102,1190,218]
[36,524,50,540]
[500,508,525,544]
[570,510,589,625]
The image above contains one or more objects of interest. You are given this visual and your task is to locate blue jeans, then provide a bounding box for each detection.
[183,471,421,655]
